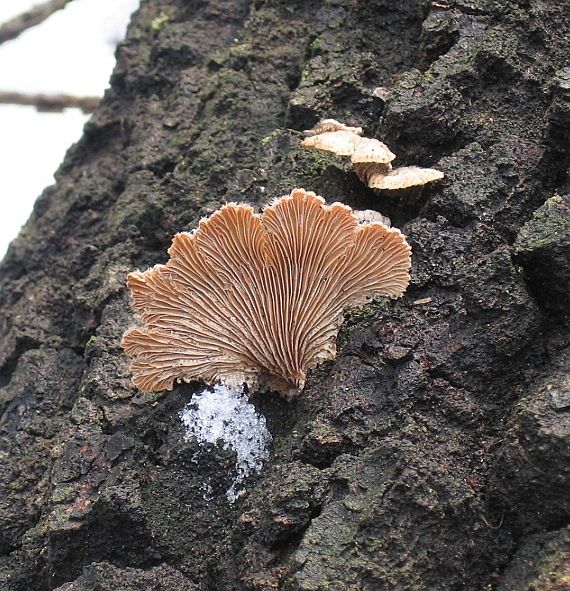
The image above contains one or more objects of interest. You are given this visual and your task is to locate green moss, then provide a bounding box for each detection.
[304,151,339,176]
[228,43,251,58]
[260,129,283,145]
[514,195,570,252]
[345,304,377,322]
[150,13,169,32]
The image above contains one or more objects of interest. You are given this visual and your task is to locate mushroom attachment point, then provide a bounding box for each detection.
[122,189,411,398]
[353,209,392,227]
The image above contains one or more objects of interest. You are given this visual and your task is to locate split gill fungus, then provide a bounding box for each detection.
[301,119,444,190]
[122,189,411,398]
[303,118,363,137]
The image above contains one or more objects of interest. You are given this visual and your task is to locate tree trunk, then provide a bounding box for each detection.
[1,1,569,590]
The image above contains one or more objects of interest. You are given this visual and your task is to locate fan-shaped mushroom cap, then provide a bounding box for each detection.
[303,119,363,137]
[122,188,411,398]
[300,130,362,156]
[350,137,396,164]
[367,166,444,190]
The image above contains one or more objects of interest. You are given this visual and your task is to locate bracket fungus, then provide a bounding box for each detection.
[300,129,363,157]
[300,119,443,190]
[303,118,363,136]
[122,188,411,398]
[350,137,396,164]
[361,165,444,190]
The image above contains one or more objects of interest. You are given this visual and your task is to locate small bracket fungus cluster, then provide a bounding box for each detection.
[301,119,444,190]
[122,188,411,398]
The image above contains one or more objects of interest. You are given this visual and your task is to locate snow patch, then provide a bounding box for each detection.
[180,384,271,503]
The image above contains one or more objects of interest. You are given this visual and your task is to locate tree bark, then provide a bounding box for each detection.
[1,1,569,590]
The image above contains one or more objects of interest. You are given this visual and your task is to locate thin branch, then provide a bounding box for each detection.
[0,0,75,46]
[0,91,99,114]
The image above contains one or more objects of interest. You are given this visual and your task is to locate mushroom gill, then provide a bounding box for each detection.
[353,162,392,185]
[122,188,411,398]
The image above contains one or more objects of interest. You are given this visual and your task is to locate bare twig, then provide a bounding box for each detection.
[0,0,75,46]
[0,91,99,113]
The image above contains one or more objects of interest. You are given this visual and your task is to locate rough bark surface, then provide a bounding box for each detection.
[1,1,569,590]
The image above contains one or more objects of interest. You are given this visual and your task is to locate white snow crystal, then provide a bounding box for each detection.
[180,384,272,503]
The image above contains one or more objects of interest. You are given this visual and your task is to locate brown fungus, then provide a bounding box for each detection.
[299,130,362,156]
[303,119,363,137]
[365,165,444,190]
[353,162,393,185]
[300,119,443,190]
[350,137,396,164]
[122,188,411,398]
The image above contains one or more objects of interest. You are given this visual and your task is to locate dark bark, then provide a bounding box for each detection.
[1,1,569,590]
